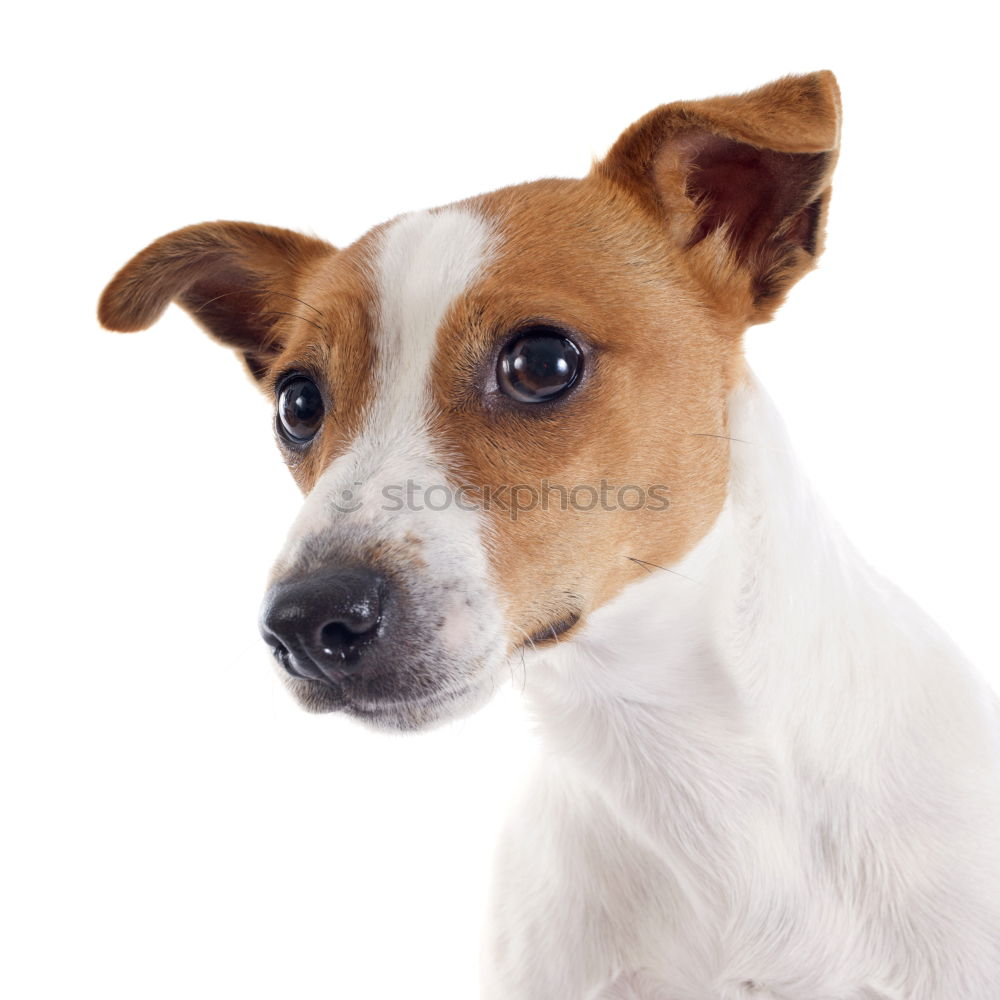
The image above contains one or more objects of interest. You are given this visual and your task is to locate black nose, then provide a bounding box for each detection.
[260,566,387,684]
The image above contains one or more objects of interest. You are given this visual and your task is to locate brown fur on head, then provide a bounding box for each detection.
[98,73,840,721]
[439,71,840,638]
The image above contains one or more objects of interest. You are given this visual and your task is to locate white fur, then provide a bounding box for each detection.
[483,376,1000,999]
[280,206,497,560]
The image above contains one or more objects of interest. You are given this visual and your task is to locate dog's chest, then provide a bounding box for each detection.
[490,745,905,1000]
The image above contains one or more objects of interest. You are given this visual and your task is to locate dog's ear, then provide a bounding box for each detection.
[98,221,334,381]
[597,71,840,324]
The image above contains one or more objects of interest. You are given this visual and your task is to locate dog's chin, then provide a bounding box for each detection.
[282,673,495,732]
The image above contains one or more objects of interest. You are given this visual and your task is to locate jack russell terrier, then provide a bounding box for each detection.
[99,72,1000,999]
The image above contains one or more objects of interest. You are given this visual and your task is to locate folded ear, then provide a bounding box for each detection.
[596,71,840,324]
[98,221,335,380]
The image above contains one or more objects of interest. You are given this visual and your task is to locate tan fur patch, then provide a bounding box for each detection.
[424,178,742,643]
[263,236,382,492]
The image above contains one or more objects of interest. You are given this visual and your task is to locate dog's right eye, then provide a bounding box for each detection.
[276,376,324,444]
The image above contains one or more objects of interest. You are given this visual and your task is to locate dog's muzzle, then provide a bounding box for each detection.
[257,539,506,728]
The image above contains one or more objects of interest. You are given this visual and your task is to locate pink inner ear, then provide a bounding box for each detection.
[676,132,828,261]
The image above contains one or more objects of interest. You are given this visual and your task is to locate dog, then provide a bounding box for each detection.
[98,71,1000,999]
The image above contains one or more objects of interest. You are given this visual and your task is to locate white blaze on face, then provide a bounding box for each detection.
[372,207,497,434]
[273,206,505,677]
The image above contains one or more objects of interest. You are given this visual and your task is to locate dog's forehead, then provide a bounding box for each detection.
[299,174,672,338]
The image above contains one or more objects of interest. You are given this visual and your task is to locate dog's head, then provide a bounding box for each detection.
[98,72,839,730]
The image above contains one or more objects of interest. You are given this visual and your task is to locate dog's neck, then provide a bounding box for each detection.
[520,372,958,910]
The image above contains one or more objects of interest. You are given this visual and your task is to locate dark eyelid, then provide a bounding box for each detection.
[498,319,591,351]
[273,367,323,397]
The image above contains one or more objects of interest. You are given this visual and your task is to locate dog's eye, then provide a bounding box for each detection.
[276,376,324,444]
[497,328,582,404]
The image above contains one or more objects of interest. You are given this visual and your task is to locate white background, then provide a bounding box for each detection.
[3,3,997,998]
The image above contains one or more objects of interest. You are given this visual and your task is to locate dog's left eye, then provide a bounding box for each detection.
[497,328,583,404]
[276,376,324,444]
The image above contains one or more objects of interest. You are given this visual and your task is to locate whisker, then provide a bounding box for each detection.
[268,290,326,318]
[261,310,327,333]
[512,625,544,694]
[625,555,699,583]
[688,432,756,445]
[187,288,327,331]
[191,290,241,312]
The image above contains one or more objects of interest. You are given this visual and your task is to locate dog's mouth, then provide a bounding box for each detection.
[348,682,489,727]
[526,609,582,647]
[286,670,489,730]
